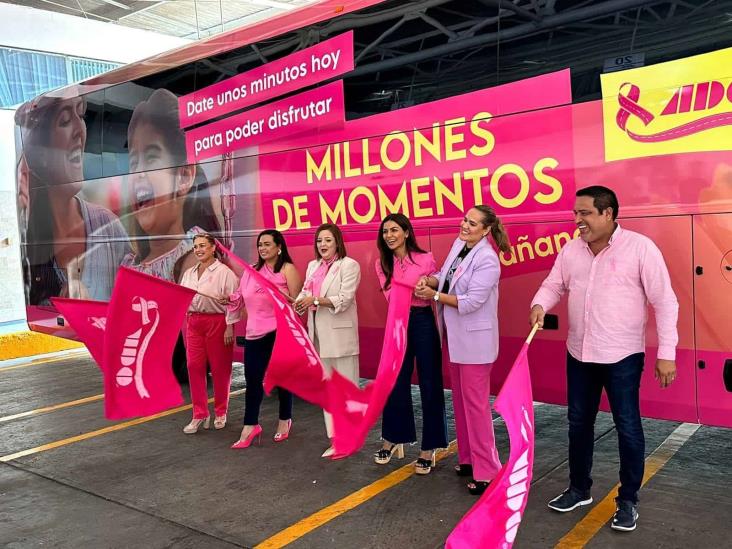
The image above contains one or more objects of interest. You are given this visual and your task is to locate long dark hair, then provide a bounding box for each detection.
[127,88,220,262]
[254,229,293,273]
[16,97,80,305]
[377,213,426,290]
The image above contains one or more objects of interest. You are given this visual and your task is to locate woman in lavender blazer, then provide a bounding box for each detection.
[416,205,511,495]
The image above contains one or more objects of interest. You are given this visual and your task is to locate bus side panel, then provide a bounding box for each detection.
[431,217,697,423]
[693,214,732,428]
[621,216,696,423]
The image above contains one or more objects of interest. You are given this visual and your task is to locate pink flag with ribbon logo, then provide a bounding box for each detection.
[220,244,412,458]
[102,267,195,420]
[51,297,108,370]
[446,343,535,549]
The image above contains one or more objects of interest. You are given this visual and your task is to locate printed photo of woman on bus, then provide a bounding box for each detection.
[122,88,220,282]
[15,96,131,305]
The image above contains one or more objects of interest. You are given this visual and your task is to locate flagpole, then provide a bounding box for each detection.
[525,323,540,345]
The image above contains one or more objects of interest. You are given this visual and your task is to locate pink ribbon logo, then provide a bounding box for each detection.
[616,82,732,142]
[116,296,159,398]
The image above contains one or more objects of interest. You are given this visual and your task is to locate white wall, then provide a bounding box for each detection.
[0,3,188,62]
[0,4,191,332]
[0,110,25,331]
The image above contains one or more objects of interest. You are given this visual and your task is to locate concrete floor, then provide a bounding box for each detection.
[0,352,729,548]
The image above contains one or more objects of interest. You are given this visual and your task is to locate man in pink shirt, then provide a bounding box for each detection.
[529,185,678,532]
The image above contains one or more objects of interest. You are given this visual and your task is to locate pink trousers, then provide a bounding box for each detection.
[449,359,502,482]
[185,313,233,419]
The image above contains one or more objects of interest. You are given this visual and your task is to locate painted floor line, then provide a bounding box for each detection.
[555,422,700,548]
[0,389,246,463]
[0,394,104,423]
[0,350,90,372]
[254,407,531,548]
[254,440,458,549]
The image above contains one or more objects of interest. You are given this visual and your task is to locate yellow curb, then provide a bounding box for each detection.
[0,331,84,361]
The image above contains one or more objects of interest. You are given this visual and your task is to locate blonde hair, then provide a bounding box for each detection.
[472,205,511,253]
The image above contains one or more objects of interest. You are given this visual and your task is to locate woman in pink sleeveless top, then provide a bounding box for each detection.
[227,230,302,449]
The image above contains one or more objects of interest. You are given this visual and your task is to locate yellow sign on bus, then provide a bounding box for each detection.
[601,47,732,161]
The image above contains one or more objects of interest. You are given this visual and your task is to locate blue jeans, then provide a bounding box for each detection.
[566,352,645,504]
[243,331,293,425]
[382,307,448,451]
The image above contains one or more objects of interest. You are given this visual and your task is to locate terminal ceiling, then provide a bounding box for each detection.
[0,0,316,39]
[8,1,732,112]
[162,0,732,114]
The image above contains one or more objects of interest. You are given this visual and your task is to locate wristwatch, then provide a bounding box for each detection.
[432,292,440,302]
[313,298,320,307]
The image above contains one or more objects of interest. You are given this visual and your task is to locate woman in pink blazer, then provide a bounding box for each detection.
[416,205,511,495]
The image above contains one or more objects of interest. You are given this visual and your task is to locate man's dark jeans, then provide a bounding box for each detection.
[566,352,645,504]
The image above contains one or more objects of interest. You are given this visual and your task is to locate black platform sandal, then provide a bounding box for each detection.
[467,479,490,495]
[374,443,405,465]
[415,451,436,475]
[454,464,473,477]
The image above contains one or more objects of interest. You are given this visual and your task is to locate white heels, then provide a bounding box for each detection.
[183,417,210,434]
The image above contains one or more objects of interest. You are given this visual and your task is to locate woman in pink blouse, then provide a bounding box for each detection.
[227,230,302,449]
[374,213,447,474]
[179,233,240,433]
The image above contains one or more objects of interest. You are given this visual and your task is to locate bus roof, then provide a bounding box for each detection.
[34,0,386,100]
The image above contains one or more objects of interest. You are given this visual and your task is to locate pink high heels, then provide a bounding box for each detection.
[231,424,262,449]
[273,419,292,442]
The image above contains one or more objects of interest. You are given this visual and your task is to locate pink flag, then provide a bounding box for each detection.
[102,267,196,420]
[330,278,412,457]
[220,244,412,458]
[51,297,108,369]
[446,343,535,549]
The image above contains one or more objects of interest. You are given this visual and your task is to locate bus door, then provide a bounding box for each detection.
[693,214,732,428]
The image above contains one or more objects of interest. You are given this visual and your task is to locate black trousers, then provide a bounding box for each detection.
[567,352,645,504]
[243,331,293,425]
[382,307,448,451]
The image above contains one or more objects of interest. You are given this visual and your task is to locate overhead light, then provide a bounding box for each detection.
[98,0,131,9]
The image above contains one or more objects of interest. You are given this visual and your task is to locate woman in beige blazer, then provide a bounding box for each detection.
[294,223,361,457]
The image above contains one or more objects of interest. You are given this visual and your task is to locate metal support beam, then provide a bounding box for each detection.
[250,44,268,64]
[417,12,459,40]
[476,0,541,21]
[356,16,408,63]
[350,0,664,77]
